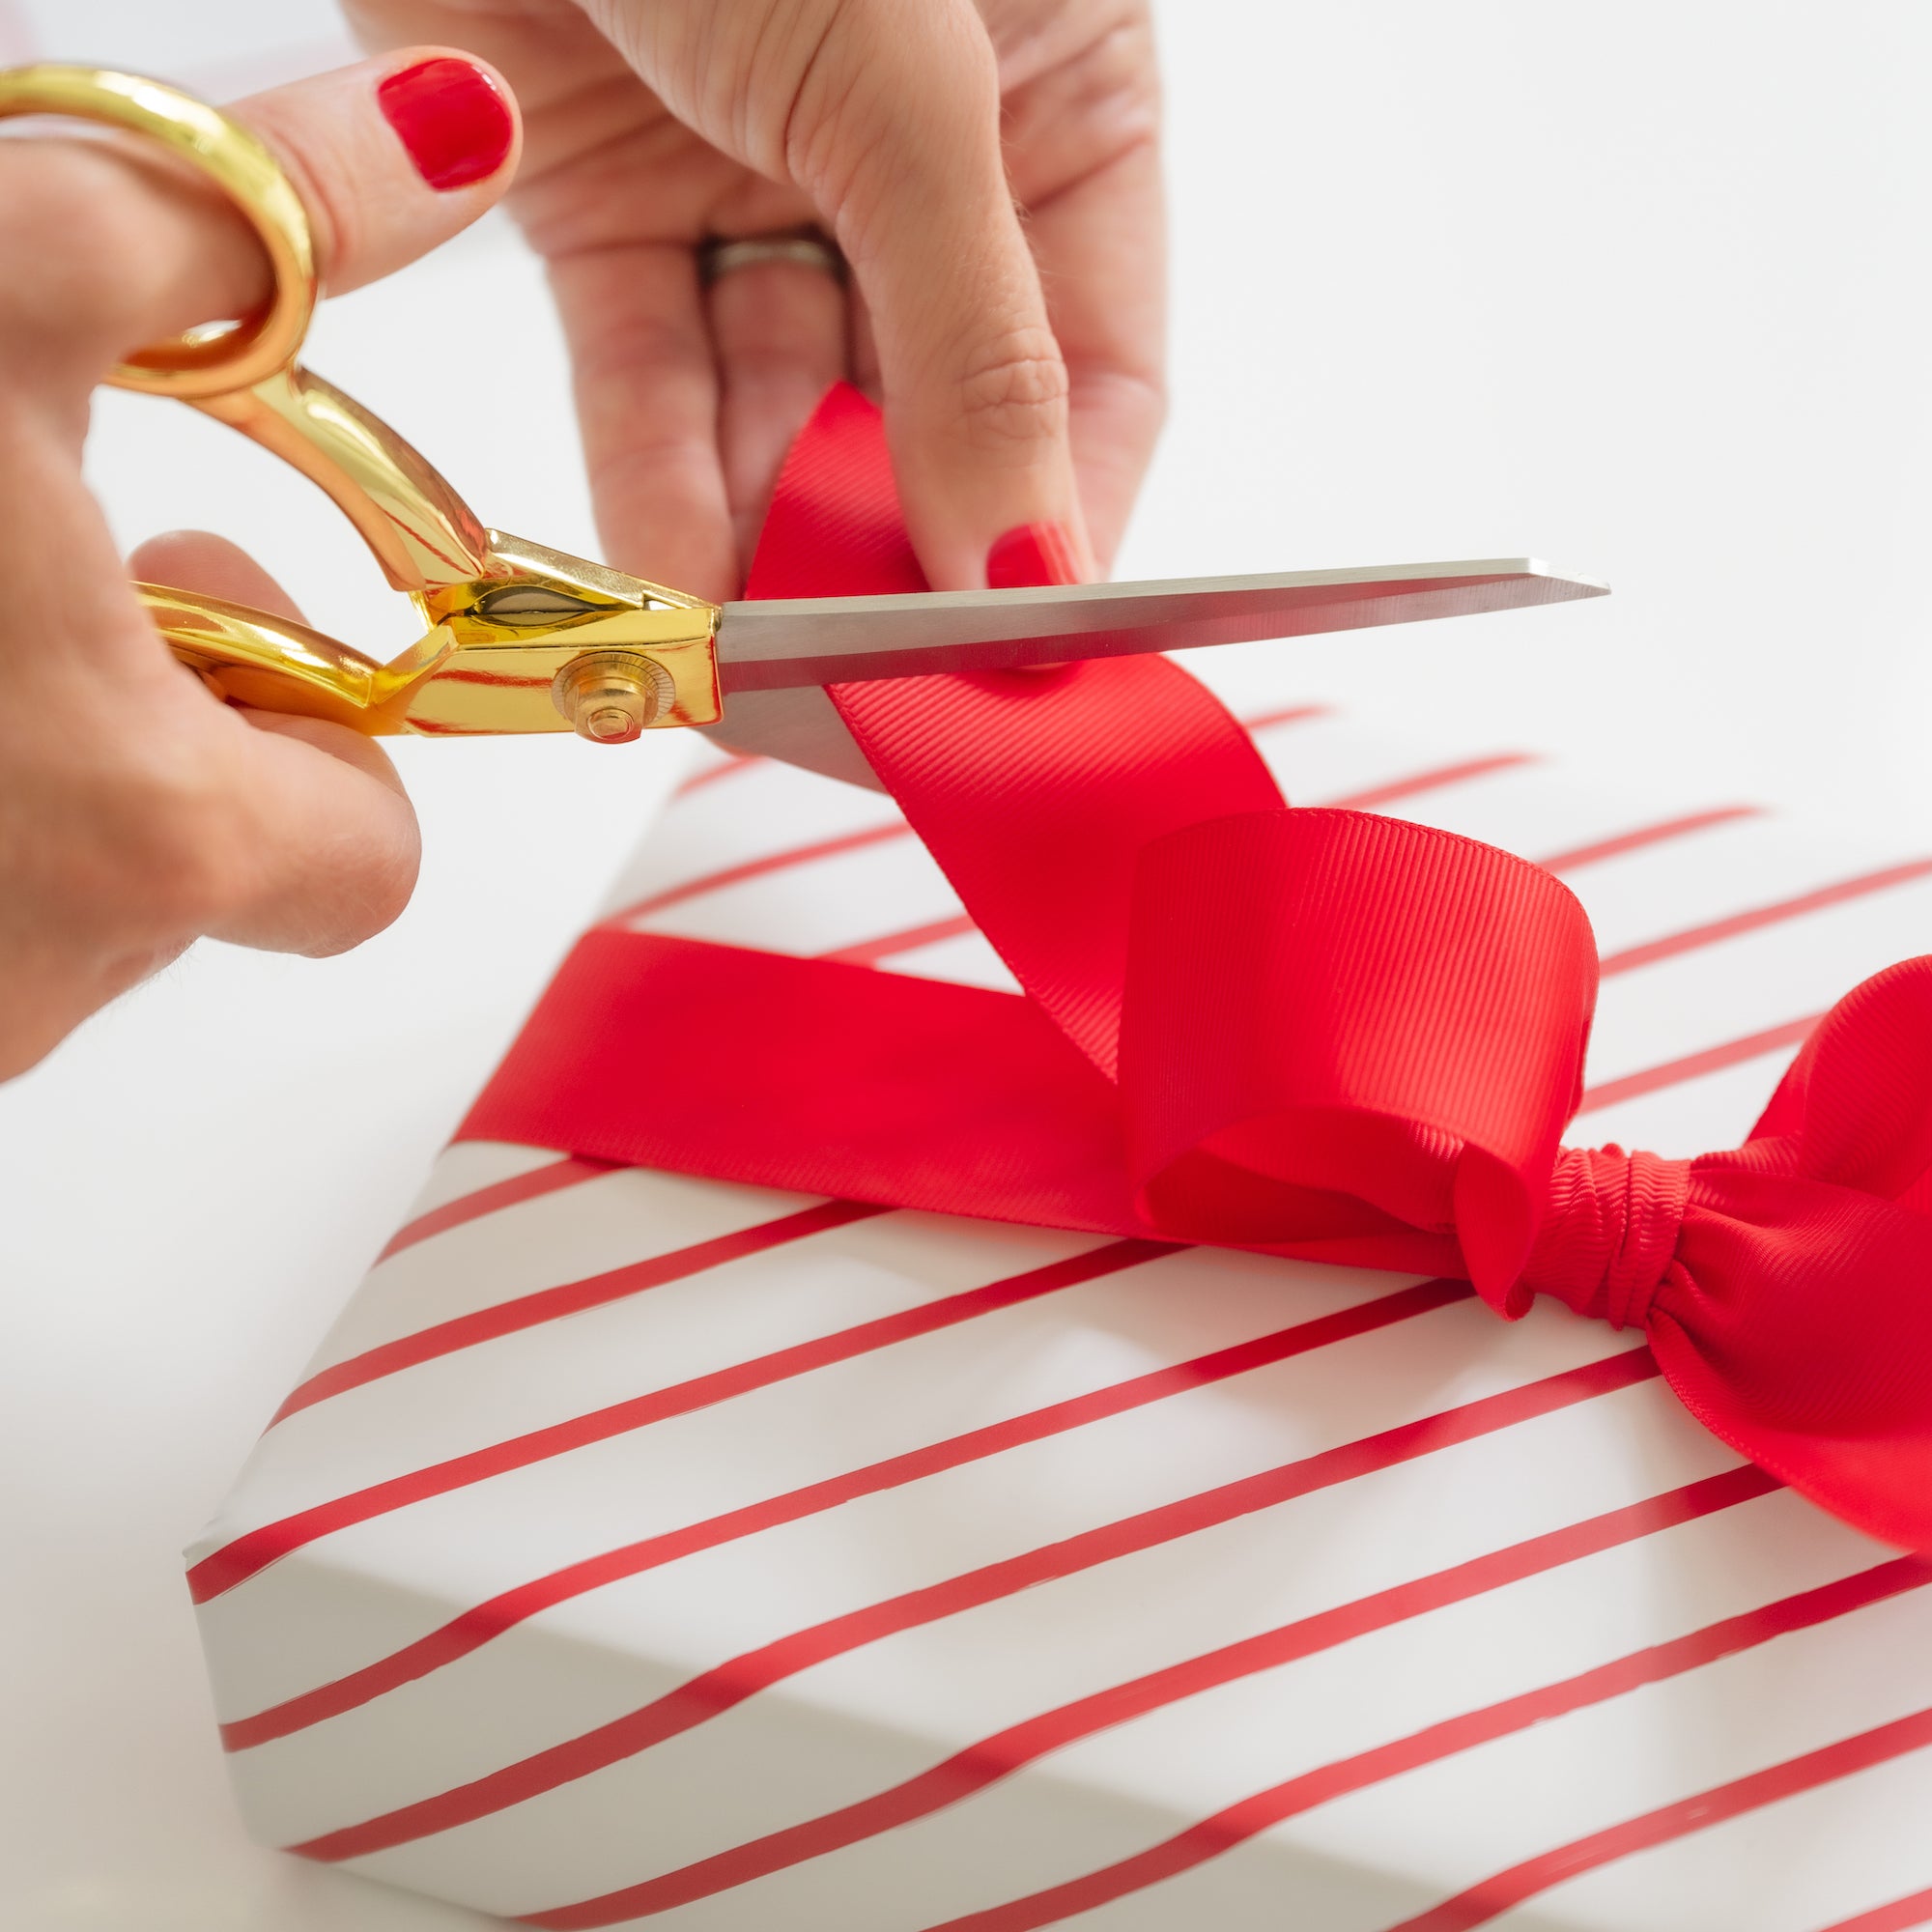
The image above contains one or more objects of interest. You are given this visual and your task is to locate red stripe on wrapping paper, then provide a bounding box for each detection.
[623,705,1324,933]
[668,707,1316,805]
[610,818,913,923]
[275,726,1632,1417]
[410,819,1847,1272]
[914,1558,1932,1932]
[270,1201,885,1427]
[361,783,1812,1335]
[674,753,760,795]
[325,777,1841,1435]
[363,786,1786,1280]
[1567,855,1932,1108]
[1815,1889,1932,1932]
[831,792,1777,974]
[288,1348,1657,1864]
[523,1464,1778,1927]
[1323,753,1536,810]
[820,745,1528,969]
[823,831,1893,989]
[376,1157,616,1264]
[1240,702,1331,734]
[1537,806,1763,874]
[1598,857,1932,977]
[1577,1015,1823,1115]
[224,1278,1470,1750]
[189,1238,1172,1605]
[822,915,979,967]
[678,711,1323,806]
[1384,1697,1932,1932]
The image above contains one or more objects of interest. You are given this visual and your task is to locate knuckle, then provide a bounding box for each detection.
[792,0,996,201]
[1084,362,1168,439]
[950,325,1071,455]
[0,657,270,970]
[1046,18,1162,143]
[253,124,351,288]
[99,751,258,931]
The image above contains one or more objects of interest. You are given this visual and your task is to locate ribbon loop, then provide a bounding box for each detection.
[1750,956,1932,1210]
[1118,807,1599,1297]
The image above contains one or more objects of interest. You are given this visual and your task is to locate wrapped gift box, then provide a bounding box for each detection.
[187,685,1932,1930]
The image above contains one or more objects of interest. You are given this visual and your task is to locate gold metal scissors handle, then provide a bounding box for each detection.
[0,65,723,741]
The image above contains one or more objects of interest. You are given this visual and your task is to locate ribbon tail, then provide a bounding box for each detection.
[459,931,1144,1237]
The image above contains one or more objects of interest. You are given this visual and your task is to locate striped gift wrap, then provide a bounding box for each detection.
[186,685,1932,1931]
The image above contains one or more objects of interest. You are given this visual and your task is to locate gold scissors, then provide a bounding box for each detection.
[0,65,1608,747]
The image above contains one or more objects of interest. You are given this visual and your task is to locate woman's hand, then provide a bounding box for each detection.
[0,52,519,1079]
[345,0,1164,599]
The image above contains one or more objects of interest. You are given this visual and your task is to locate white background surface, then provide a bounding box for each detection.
[3,3,1931,1927]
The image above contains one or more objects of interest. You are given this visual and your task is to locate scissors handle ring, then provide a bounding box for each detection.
[0,64,316,397]
[0,62,726,739]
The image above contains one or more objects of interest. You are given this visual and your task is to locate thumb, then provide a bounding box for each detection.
[12,50,519,385]
[808,1,1090,590]
[242,49,520,294]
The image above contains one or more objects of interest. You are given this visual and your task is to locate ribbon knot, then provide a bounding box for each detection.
[1521,1146,1690,1331]
[465,384,1932,1553]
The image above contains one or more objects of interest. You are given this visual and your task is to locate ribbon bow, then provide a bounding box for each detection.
[467,385,1932,1552]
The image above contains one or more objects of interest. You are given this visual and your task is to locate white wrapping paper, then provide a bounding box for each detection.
[189,671,1932,1930]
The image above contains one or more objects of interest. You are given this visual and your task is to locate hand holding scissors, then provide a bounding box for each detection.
[0,58,1604,1082]
[0,53,522,1081]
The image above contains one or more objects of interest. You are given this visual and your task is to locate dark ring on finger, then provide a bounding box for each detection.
[698,228,846,287]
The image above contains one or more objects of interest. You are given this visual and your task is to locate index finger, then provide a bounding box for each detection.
[1019,140,1166,573]
[997,10,1166,572]
[807,0,1093,591]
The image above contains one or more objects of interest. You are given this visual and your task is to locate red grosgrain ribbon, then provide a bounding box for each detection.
[465,384,1932,1551]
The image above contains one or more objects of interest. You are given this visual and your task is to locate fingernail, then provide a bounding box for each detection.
[987,522,1083,589]
[377,57,514,192]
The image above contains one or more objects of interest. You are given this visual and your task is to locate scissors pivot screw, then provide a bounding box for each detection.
[551,650,674,744]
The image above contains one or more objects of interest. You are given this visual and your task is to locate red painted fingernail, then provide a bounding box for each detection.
[987,521,1083,589]
[377,57,514,192]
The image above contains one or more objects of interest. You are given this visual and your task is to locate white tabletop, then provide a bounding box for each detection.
[5,5,1932,1926]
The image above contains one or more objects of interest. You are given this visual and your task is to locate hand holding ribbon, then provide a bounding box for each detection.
[467,384,1932,1552]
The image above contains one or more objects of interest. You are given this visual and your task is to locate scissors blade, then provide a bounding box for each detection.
[713,558,1607,693]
